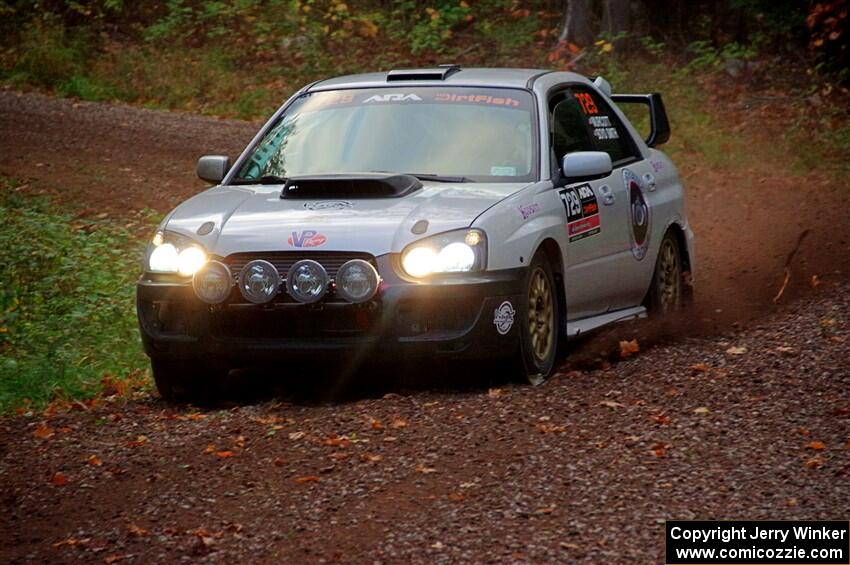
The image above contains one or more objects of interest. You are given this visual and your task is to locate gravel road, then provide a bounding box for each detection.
[1,89,849,563]
[1,286,848,563]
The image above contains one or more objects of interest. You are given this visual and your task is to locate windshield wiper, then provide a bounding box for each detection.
[230,174,288,185]
[406,173,471,183]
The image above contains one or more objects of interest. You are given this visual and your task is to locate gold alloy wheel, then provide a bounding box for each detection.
[656,238,681,313]
[527,266,555,363]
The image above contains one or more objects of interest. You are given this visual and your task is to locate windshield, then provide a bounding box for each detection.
[234,86,536,183]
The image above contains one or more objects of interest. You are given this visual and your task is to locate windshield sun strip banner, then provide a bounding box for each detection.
[299,87,534,112]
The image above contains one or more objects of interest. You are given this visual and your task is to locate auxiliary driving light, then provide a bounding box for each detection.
[286,259,328,304]
[192,261,232,304]
[335,259,380,303]
[238,259,280,304]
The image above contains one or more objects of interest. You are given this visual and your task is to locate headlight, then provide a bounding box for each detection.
[145,231,207,276]
[400,229,486,277]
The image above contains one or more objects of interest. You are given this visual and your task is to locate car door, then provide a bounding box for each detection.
[549,89,635,319]
[574,86,654,309]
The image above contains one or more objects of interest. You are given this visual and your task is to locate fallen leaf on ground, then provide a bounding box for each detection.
[215,450,236,458]
[53,537,89,548]
[619,339,640,358]
[391,418,408,428]
[233,435,246,448]
[820,318,835,327]
[126,435,148,447]
[487,388,503,398]
[294,475,320,483]
[127,524,149,537]
[288,431,306,440]
[33,422,54,439]
[536,505,556,514]
[690,363,711,373]
[537,423,567,433]
[649,413,672,425]
[725,346,747,355]
[104,554,128,564]
[805,457,824,469]
[693,407,711,414]
[598,400,625,409]
[361,453,383,462]
[807,440,826,450]
[51,472,68,486]
[87,455,103,466]
[650,443,669,457]
[416,464,437,474]
[810,275,820,288]
[203,445,216,454]
[447,492,465,502]
[323,435,350,448]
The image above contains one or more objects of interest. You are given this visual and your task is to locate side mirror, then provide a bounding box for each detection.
[197,155,230,184]
[561,151,612,181]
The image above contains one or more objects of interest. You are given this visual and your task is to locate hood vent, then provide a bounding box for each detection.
[280,173,423,199]
[387,65,461,82]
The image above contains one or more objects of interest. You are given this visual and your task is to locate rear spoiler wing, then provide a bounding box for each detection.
[610,93,671,148]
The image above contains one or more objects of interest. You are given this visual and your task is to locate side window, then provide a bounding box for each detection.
[550,94,595,160]
[571,87,637,164]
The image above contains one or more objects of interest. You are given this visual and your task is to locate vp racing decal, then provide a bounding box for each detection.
[559,183,601,242]
[624,168,651,260]
[288,230,327,248]
[494,301,516,335]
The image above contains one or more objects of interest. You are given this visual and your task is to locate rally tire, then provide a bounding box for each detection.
[151,358,228,404]
[517,251,560,385]
[645,230,685,316]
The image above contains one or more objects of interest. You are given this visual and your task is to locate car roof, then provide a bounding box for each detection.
[307,67,586,91]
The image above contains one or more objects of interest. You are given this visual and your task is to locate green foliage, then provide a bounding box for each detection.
[0,182,153,411]
[8,15,89,87]
[680,40,756,73]
[401,1,472,55]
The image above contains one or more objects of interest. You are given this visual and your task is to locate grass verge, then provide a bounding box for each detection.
[0,179,154,412]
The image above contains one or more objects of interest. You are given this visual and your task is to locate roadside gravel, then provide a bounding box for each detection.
[1,284,847,563]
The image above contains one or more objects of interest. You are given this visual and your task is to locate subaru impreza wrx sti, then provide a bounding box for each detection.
[136,66,694,401]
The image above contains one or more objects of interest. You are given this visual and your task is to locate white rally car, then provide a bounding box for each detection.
[137,66,694,401]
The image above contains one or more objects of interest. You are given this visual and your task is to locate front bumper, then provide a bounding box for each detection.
[137,254,525,366]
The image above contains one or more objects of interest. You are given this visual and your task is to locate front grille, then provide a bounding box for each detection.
[223,251,376,282]
[221,251,377,304]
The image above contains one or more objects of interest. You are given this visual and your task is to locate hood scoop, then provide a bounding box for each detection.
[280,173,422,199]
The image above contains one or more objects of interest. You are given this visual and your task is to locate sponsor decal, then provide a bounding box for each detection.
[650,159,665,173]
[287,230,327,248]
[518,202,540,220]
[588,114,620,140]
[303,200,352,211]
[624,168,651,260]
[434,93,521,107]
[363,93,423,103]
[491,166,517,176]
[558,183,601,242]
[494,301,516,335]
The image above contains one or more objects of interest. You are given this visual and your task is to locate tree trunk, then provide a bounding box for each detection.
[602,0,631,37]
[558,0,594,46]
